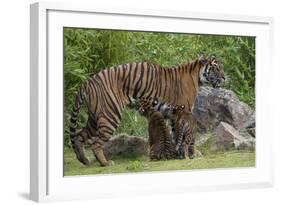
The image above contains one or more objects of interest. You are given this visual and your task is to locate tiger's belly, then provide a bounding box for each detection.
[127,96,173,119]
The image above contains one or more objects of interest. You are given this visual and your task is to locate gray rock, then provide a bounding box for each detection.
[104,134,148,158]
[241,112,256,138]
[193,87,255,132]
[214,121,255,150]
[239,129,256,149]
[195,133,212,146]
[246,128,255,138]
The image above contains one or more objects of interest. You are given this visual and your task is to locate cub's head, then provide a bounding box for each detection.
[171,105,186,115]
[137,98,158,117]
[198,55,225,88]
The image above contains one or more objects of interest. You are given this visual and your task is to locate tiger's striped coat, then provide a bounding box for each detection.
[70,56,224,166]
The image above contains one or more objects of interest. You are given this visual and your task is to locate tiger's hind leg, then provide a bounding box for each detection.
[150,143,162,161]
[91,117,118,166]
[72,117,99,166]
[72,128,91,166]
[92,136,115,167]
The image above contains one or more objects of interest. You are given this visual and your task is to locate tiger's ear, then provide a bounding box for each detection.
[198,54,208,65]
[210,54,216,61]
[210,54,217,63]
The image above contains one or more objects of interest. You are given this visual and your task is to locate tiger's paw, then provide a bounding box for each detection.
[102,160,115,167]
[82,158,91,166]
[107,160,115,166]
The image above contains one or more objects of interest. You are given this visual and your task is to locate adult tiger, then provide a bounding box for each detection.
[70,55,225,166]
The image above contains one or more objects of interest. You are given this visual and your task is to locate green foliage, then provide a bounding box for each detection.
[116,108,148,136]
[126,160,143,171]
[64,28,255,146]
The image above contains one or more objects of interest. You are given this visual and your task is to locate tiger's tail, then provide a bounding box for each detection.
[69,84,90,165]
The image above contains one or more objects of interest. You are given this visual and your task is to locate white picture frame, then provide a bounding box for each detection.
[30,1,274,202]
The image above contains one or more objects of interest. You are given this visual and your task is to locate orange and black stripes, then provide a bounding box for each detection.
[174,109,197,159]
[70,56,224,166]
[69,61,203,165]
[136,98,176,160]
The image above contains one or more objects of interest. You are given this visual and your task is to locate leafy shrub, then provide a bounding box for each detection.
[126,160,142,170]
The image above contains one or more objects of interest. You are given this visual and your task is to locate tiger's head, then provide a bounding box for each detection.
[198,55,225,88]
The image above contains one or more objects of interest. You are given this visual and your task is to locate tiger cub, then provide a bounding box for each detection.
[172,105,202,159]
[139,99,198,159]
[136,98,176,160]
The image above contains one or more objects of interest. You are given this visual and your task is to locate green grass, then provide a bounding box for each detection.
[64,147,255,176]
